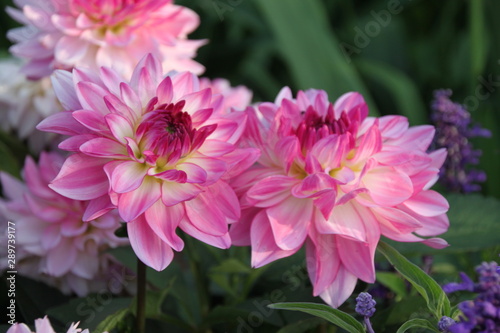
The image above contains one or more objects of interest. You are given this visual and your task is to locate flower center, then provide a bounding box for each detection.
[136,100,216,165]
[294,105,352,151]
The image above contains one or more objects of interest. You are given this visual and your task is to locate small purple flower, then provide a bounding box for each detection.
[355,292,377,317]
[439,316,457,332]
[431,89,491,193]
[444,261,500,333]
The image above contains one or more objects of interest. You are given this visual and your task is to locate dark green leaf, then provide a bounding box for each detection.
[255,0,379,115]
[268,302,364,333]
[396,318,440,333]
[376,272,407,299]
[276,318,324,333]
[377,241,451,319]
[94,308,131,333]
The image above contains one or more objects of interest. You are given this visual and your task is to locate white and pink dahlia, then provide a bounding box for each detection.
[7,0,205,79]
[199,77,253,114]
[7,316,104,333]
[37,54,260,271]
[230,88,450,307]
[0,152,129,296]
[0,58,61,152]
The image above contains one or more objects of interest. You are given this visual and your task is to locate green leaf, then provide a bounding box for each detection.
[396,319,440,333]
[469,0,489,81]
[268,302,365,333]
[376,272,407,299]
[377,241,451,319]
[387,194,500,254]
[356,59,428,125]
[255,0,379,116]
[94,308,131,333]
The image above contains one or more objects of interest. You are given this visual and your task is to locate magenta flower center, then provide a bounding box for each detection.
[137,100,216,164]
[294,105,352,150]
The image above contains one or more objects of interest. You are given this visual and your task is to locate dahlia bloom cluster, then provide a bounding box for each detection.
[7,0,205,79]
[0,58,61,151]
[443,261,500,332]
[431,89,491,193]
[38,54,260,271]
[0,152,130,296]
[231,88,450,307]
[7,316,103,333]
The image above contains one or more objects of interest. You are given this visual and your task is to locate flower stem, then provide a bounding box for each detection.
[364,316,375,333]
[137,259,147,333]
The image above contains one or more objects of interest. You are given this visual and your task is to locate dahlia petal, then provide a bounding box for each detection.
[353,123,382,162]
[105,113,134,144]
[183,89,212,115]
[24,156,54,199]
[179,216,231,249]
[72,110,109,132]
[156,77,173,103]
[197,140,235,157]
[247,175,296,207]
[50,154,110,200]
[267,196,312,251]
[312,189,338,219]
[274,136,301,173]
[0,172,26,200]
[319,266,358,308]
[55,36,89,65]
[429,148,447,169]
[99,66,124,96]
[145,200,184,251]
[185,191,228,236]
[72,253,99,279]
[117,176,161,221]
[316,201,366,241]
[274,86,293,104]
[58,134,95,151]
[110,161,148,193]
[51,70,81,110]
[402,190,449,217]
[46,238,77,276]
[79,138,127,159]
[75,81,111,115]
[128,216,174,271]
[222,148,261,180]
[25,195,66,222]
[388,125,435,151]
[130,54,162,94]
[207,181,241,222]
[415,213,450,237]
[378,115,409,139]
[251,210,298,268]
[187,157,227,184]
[37,111,88,135]
[333,92,366,118]
[34,317,56,333]
[379,223,449,249]
[171,72,199,99]
[161,182,202,206]
[229,207,258,246]
[363,167,413,206]
[372,206,422,234]
[306,230,340,296]
[104,94,137,122]
[120,82,142,117]
[311,135,346,169]
[292,173,337,198]
[82,195,115,221]
[337,235,377,283]
[6,323,32,333]
[176,162,207,183]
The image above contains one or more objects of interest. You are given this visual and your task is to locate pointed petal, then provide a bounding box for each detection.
[319,266,358,308]
[117,177,161,221]
[145,200,184,251]
[110,161,148,193]
[402,190,449,217]
[128,216,174,271]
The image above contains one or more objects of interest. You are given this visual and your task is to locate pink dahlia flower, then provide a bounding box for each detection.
[0,58,61,152]
[231,88,450,307]
[38,54,260,271]
[7,0,205,79]
[7,316,104,333]
[0,152,129,296]
[199,77,253,113]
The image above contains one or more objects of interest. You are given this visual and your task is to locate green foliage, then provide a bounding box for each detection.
[268,302,365,333]
[377,242,451,320]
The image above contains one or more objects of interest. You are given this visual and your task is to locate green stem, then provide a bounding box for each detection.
[137,259,147,333]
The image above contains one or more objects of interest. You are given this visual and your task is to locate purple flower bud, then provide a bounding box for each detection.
[355,292,376,318]
[438,316,456,332]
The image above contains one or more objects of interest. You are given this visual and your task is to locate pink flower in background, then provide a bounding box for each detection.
[0,58,61,152]
[231,88,450,307]
[7,0,205,79]
[38,54,260,271]
[0,152,129,297]
[7,316,104,333]
[200,77,253,113]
